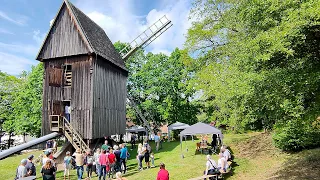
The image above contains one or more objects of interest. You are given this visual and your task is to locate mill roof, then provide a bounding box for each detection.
[36,0,126,71]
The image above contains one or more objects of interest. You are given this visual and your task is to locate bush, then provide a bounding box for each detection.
[273,119,320,151]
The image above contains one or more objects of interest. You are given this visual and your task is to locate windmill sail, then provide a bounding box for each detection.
[119,15,173,60]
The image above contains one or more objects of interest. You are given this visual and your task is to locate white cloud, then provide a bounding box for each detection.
[0,28,14,35]
[32,30,46,45]
[50,19,54,26]
[0,52,37,75]
[0,11,27,26]
[0,42,38,57]
[75,0,192,55]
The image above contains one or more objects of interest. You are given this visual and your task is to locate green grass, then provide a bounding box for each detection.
[1,132,319,180]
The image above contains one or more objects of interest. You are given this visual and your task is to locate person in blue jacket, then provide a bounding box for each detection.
[119,144,129,174]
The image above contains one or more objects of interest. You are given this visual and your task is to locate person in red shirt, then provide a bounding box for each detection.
[157,163,169,180]
[108,149,116,179]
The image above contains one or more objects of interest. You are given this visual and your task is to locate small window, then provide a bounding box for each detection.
[64,65,72,87]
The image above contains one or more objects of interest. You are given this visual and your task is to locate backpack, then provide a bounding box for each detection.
[64,156,72,165]
[86,155,94,165]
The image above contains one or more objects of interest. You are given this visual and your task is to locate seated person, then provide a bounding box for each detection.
[217,153,228,173]
[221,145,232,161]
[203,155,219,179]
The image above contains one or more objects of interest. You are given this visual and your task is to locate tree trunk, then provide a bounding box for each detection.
[23,133,26,143]
[8,133,11,149]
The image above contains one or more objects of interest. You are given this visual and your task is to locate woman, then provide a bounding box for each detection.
[94,148,101,177]
[217,153,228,173]
[137,143,145,170]
[108,149,116,179]
[86,149,94,178]
[143,141,151,168]
[99,149,108,180]
[203,155,219,179]
[63,151,72,180]
[41,159,56,180]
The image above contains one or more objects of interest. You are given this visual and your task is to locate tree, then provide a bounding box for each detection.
[12,63,43,137]
[0,71,21,145]
[187,0,320,149]
[2,63,44,139]
[114,42,198,126]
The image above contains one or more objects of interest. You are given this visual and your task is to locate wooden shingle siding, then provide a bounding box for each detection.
[92,57,127,139]
[38,4,88,60]
[42,55,93,139]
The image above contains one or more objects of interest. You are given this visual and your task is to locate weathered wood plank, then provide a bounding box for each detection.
[38,4,88,59]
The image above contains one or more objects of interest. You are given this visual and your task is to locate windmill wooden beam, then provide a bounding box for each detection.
[120,16,173,136]
[119,15,173,61]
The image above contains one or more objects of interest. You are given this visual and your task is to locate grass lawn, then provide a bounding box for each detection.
[1,132,319,180]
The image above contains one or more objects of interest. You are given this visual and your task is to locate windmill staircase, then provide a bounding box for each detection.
[119,15,173,60]
[49,115,89,153]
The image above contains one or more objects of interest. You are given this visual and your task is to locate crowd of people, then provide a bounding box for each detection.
[14,134,171,180]
[15,148,57,180]
[71,140,130,180]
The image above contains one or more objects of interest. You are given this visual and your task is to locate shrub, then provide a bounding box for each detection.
[273,119,320,151]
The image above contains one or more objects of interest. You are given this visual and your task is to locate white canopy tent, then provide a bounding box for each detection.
[125,125,146,133]
[179,122,222,158]
[167,122,190,141]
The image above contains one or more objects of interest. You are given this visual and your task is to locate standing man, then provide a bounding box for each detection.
[16,159,30,179]
[101,140,109,152]
[154,133,160,151]
[156,163,169,180]
[119,144,128,174]
[74,148,84,180]
[131,134,136,150]
[114,145,121,172]
[65,105,71,122]
[25,155,36,178]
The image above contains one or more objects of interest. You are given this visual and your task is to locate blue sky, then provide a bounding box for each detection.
[0,0,192,75]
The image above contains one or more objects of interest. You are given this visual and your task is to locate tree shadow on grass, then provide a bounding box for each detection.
[124,140,180,177]
[267,148,320,180]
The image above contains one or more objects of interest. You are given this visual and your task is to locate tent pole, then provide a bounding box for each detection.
[180,136,183,158]
[185,136,188,152]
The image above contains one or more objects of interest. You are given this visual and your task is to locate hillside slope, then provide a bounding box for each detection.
[229,132,320,180]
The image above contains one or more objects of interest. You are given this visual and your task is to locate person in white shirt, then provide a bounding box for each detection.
[221,145,232,161]
[16,159,30,179]
[154,133,160,151]
[137,143,145,170]
[217,153,228,173]
[203,155,219,177]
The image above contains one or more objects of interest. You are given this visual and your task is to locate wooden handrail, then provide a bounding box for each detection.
[61,116,89,151]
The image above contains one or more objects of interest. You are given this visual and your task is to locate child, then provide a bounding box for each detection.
[63,151,72,180]
[150,153,155,168]
[86,149,94,178]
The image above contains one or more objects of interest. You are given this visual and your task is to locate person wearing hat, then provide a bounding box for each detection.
[64,151,73,180]
[25,155,36,177]
[42,151,51,167]
[16,159,30,179]
[74,148,84,180]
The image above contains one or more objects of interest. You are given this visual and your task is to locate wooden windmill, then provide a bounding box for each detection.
[36,0,172,152]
